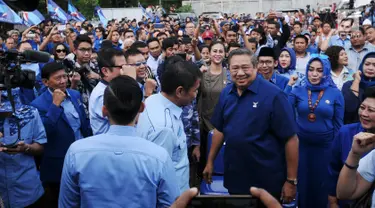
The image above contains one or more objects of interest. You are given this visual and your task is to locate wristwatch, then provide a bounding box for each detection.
[286,178,298,186]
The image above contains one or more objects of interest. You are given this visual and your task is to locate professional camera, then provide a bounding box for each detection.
[0,50,50,90]
[0,49,50,148]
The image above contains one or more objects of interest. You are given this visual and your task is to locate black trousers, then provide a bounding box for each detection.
[41,182,60,208]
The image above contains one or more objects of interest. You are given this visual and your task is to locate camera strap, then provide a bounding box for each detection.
[5,84,20,145]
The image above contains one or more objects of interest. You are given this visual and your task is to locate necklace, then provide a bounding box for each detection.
[307,89,324,122]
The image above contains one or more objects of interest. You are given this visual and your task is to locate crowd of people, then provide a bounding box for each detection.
[0,4,375,208]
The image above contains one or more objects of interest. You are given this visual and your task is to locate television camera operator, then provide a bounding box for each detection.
[0,49,47,208]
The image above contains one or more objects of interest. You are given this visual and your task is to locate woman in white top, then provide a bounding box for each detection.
[326,45,354,90]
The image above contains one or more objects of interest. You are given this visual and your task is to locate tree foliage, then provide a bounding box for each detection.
[74,0,99,19]
[175,4,192,13]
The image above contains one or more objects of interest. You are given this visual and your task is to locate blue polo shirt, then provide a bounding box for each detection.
[211,75,297,195]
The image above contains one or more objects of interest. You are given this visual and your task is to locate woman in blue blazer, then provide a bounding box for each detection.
[289,55,344,208]
[342,52,375,124]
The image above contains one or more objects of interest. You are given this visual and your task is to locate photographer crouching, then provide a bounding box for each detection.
[63,35,100,116]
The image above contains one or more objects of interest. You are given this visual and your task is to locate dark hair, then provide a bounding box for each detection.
[95,26,105,34]
[294,34,308,44]
[325,46,345,70]
[130,41,148,50]
[248,38,258,48]
[157,32,167,37]
[53,43,69,59]
[340,18,354,26]
[322,22,331,27]
[73,34,92,48]
[161,57,202,95]
[209,41,225,51]
[86,32,94,36]
[250,28,267,45]
[104,75,143,125]
[267,20,280,29]
[17,40,32,50]
[147,37,160,46]
[293,22,303,28]
[124,48,142,62]
[199,44,209,52]
[123,29,134,36]
[363,86,375,101]
[227,42,241,52]
[41,61,65,79]
[162,37,178,51]
[97,48,125,77]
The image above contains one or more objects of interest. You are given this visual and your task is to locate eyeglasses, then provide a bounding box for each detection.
[350,34,362,39]
[127,61,147,67]
[56,49,66,53]
[257,60,274,66]
[78,48,92,53]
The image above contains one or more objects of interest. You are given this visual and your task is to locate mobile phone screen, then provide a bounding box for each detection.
[188,195,258,208]
[58,25,66,31]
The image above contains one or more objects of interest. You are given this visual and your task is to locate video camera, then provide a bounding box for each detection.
[0,49,50,90]
[0,49,50,148]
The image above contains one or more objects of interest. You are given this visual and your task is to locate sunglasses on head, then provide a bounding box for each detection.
[56,49,66,53]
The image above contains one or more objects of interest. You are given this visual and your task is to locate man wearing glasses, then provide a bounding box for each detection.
[345,27,375,71]
[89,48,136,135]
[125,49,158,99]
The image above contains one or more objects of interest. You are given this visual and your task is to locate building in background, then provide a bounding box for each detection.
[183,0,338,16]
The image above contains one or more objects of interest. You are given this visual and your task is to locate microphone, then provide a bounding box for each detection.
[22,50,51,63]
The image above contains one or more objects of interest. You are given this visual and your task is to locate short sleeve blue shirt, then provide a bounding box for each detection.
[211,75,297,194]
[0,102,47,208]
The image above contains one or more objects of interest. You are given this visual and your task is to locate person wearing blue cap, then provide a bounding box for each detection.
[289,55,344,208]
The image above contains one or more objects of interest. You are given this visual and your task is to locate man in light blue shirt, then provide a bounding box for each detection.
[89,48,127,135]
[345,27,375,71]
[0,91,46,208]
[137,57,202,192]
[59,75,180,207]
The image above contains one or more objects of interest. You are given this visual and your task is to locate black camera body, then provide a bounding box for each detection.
[0,50,37,90]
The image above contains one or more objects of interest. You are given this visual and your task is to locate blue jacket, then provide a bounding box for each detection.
[30,89,92,183]
[342,52,375,124]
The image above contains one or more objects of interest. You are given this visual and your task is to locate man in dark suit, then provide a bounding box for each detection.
[31,61,92,207]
